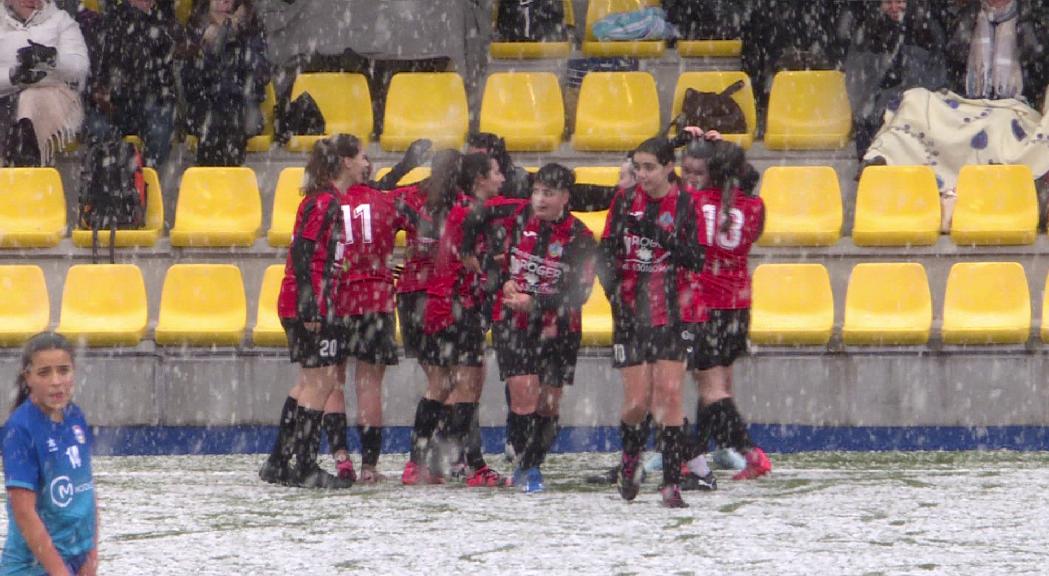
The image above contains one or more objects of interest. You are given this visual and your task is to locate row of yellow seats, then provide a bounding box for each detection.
[751,261,1042,347]
[759,164,1040,247]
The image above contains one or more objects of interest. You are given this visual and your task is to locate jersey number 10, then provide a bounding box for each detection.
[342,204,373,244]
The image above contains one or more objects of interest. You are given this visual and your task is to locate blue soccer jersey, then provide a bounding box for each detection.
[1,402,96,573]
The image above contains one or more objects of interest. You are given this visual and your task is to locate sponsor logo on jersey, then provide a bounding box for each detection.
[50,476,74,507]
[523,231,537,238]
[72,425,86,445]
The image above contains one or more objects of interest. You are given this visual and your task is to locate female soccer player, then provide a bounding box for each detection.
[682,140,772,485]
[2,333,99,575]
[261,136,352,489]
[600,137,705,508]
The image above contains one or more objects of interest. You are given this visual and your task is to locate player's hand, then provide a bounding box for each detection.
[704,129,722,141]
[462,255,481,273]
[505,292,533,312]
[503,280,519,297]
[682,126,704,139]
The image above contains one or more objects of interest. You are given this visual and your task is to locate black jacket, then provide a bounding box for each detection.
[93,2,181,107]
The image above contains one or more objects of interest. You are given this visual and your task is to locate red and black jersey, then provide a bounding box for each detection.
[424,194,486,334]
[599,183,703,327]
[334,183,416,317]
[392,185,437,295]
[277,188,344,320]
[687,187,764,312]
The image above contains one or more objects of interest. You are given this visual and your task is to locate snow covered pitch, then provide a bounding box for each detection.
[7,451,1047,574]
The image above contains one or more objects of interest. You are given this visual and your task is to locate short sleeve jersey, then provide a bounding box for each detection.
[277,189,344,320]
[687,187,764,311]
[393,185,437,295]
[2,402,96,569]
[424,195,485,334]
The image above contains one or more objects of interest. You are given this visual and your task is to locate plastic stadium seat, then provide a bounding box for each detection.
[56,265,147,347]
[285,73,373,152]
[0,266,48,346]
[571,210,608,237]
[852,165,940,247]
[170,167,261,247]
[0,168,66,248]
[253,265,288,347]
[757,166,842,247]
[268,167,305,248]
[72,168,164,248]
[842,263,931,346]
[750,264,834,346]
[372,167,431,187]
[488,0,573,58]
[574,166,621,187]
[672,71,756,149]
[942,262,1030,344]
[247,83,278,152]
[175,0,191,23]
[581,287,614,346]
[1040,272,1049,343]
[480,73,565,152]
[676,39,742,58]
[950,164,1038,246]
[155,264,247,347]
[381,73,469,151]
[572,72,660,151]
[583,0,665,57]
[765,71,852,150]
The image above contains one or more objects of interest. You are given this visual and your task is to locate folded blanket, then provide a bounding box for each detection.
[16,83,83,165]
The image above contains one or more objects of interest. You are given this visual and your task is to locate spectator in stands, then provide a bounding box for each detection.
[665,0,744,44]
[182,0,271,166]
[0,0,88,166]
[86,0,182,168]
[843,0,946,162]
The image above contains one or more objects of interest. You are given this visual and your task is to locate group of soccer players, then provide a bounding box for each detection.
[259,125,772,508]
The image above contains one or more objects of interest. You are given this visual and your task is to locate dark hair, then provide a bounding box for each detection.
[303,134,361,195]
[707,140,748,229]
[633,137,679,185]
[467,132,513,180]
[422,149,462,220]
[12,332,75,413]
[459,152,493,195]
[188,0,263,43]
[683,138,716,162]
[535,163,574,192]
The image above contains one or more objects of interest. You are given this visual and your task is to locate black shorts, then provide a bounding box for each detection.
[344,313,399,366]
[282,318,346,368]
[686,309,750,371]
[494,321,582,387]
[421,311,485,368]
[612,320,689,369]
[397,291,427,358]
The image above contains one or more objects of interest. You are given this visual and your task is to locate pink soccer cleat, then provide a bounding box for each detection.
[732,447,772,481]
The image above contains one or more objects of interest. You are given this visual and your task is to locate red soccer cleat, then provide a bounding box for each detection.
[732,447,772,480]
[336,458,357,482]
[401,461,444,485]
[465,465,503,488]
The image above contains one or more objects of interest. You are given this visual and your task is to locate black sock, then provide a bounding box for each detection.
[322,412,348,456]
[661,426,684,486]
[693,402,716,458]
[620,421,646,457]
[709,398,753,453]
[268,396,298,464]
[465,405,484,468]
[357,425,382,467]
[520,415,558,470]
[409,398,445,464]
[641,413,653,450]
[506,412,532,457]
[451,403,486,469]
[292,407,324,480]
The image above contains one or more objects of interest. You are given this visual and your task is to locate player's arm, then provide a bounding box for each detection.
[9,488,69,576]
[597,191,624,299]
[394,195,421,232]
[371,139,432,190]
[568,183,617,212]
[532,227,598,312]
[672,195,706,272]
[459,199,526,259]
[78,495,98,576]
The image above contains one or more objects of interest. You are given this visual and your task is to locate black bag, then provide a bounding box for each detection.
[496,0,567,42]
[278,91,326,143]
[671,81,748,135]
[77,139,147,263]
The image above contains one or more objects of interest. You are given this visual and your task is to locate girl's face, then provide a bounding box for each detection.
[632,152,674,195]
[681,156,710,189]
[24,349,74,419]
[342,152,370,186]
[531,182,569,221]
[475,158,505,201]
[881,0,906,21]
[618,160,637,189]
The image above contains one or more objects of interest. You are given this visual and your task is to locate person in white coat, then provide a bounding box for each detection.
[0,0,88,166]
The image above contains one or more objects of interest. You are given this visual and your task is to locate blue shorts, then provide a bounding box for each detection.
[0,550,90,576]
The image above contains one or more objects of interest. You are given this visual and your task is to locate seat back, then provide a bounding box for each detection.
[0,265,48,345]
[765,71,852,150]
[57,264,147,346]
[672,71,757,147]
[0,168,66,247]
[757,166,842,246]
[480,72,565,152]
[942,262,1030,344]
[381,73,469,151]
[950,164,1038,245]
[843,263,931,345]
[171,167,261,247]
[290,73,373,143]
[155,264,247,346]
[573,166,622,188]
[253,264,287,347]
[750,263,834,345]
[853,165,940,246]
[573,71,660,151]
[268,168,305,247]
[580,286,614,346]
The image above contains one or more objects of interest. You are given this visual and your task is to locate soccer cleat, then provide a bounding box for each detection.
[296,465,353,490]
[258,458,286,485]
[660,484,689,508]
[359,465,386,484]
[521,467,545,494]
[401,461,443,485]
[713,447,747,471]
[449,460,469,481]
[505,466,524,488]
[336,458,357,482]
[733,447,772,481]
[617,452,643,501]
[680,471,718,492]
[465,465,503,488]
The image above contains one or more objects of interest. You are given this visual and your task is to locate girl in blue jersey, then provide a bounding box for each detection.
[2,332,97,576]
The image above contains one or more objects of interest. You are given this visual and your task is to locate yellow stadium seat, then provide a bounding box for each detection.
[81,0,99,12]
[750,264,834,346]
[480,73,565,152]
[842,263,931,346]
[170,167,261,247]
[56,264,147,347]
[852,165,940,247]
[573,72,660,151]
[765,71,852,150]
[572,210,608,238]
[155,264,247,347]
[489,41,571,59]
[268,168,305,248]
[0,266,48,346]
[286,73,373,152]
[942,262,1030,345]
[583,0,665,57]
[757,166,842,246]
[574,166,622,187]
[672,71,757,149]
[72,168,163,248]
[1040,272,1049,343]
[950,164,1037,246]
[581,287,614,346]
[253,265,288,347]
[373,167,431,187]
[0,168,66,248]
[175,0,191,24]
[676,39,742,58]
[381,73,469,151]
[247,83,278,153]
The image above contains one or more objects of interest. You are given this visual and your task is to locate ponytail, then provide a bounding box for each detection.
[303,134,362,195]
[422,149,463,225]
[12,332,74,414]
[707,140,747,231]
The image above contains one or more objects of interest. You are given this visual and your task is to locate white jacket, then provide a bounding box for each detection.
[0,1,89,98]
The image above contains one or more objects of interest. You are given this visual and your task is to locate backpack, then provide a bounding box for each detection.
[276,91,326,144]
[496,0,567,42]
[671,81,748,135]
[77,138,147,263]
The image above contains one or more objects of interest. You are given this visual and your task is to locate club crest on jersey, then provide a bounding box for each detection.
[548,242,563,258]
[637,247,653,262]
[72,425,86,445]
[658,212,674,227]
[47,438,58,452]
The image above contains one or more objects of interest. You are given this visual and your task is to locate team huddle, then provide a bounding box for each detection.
[259,128,772,508]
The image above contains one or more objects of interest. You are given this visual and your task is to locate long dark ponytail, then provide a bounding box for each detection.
[303,134,361,195]
[12,332,75,413]
[707,140,747,230]
[422,149,463,225]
